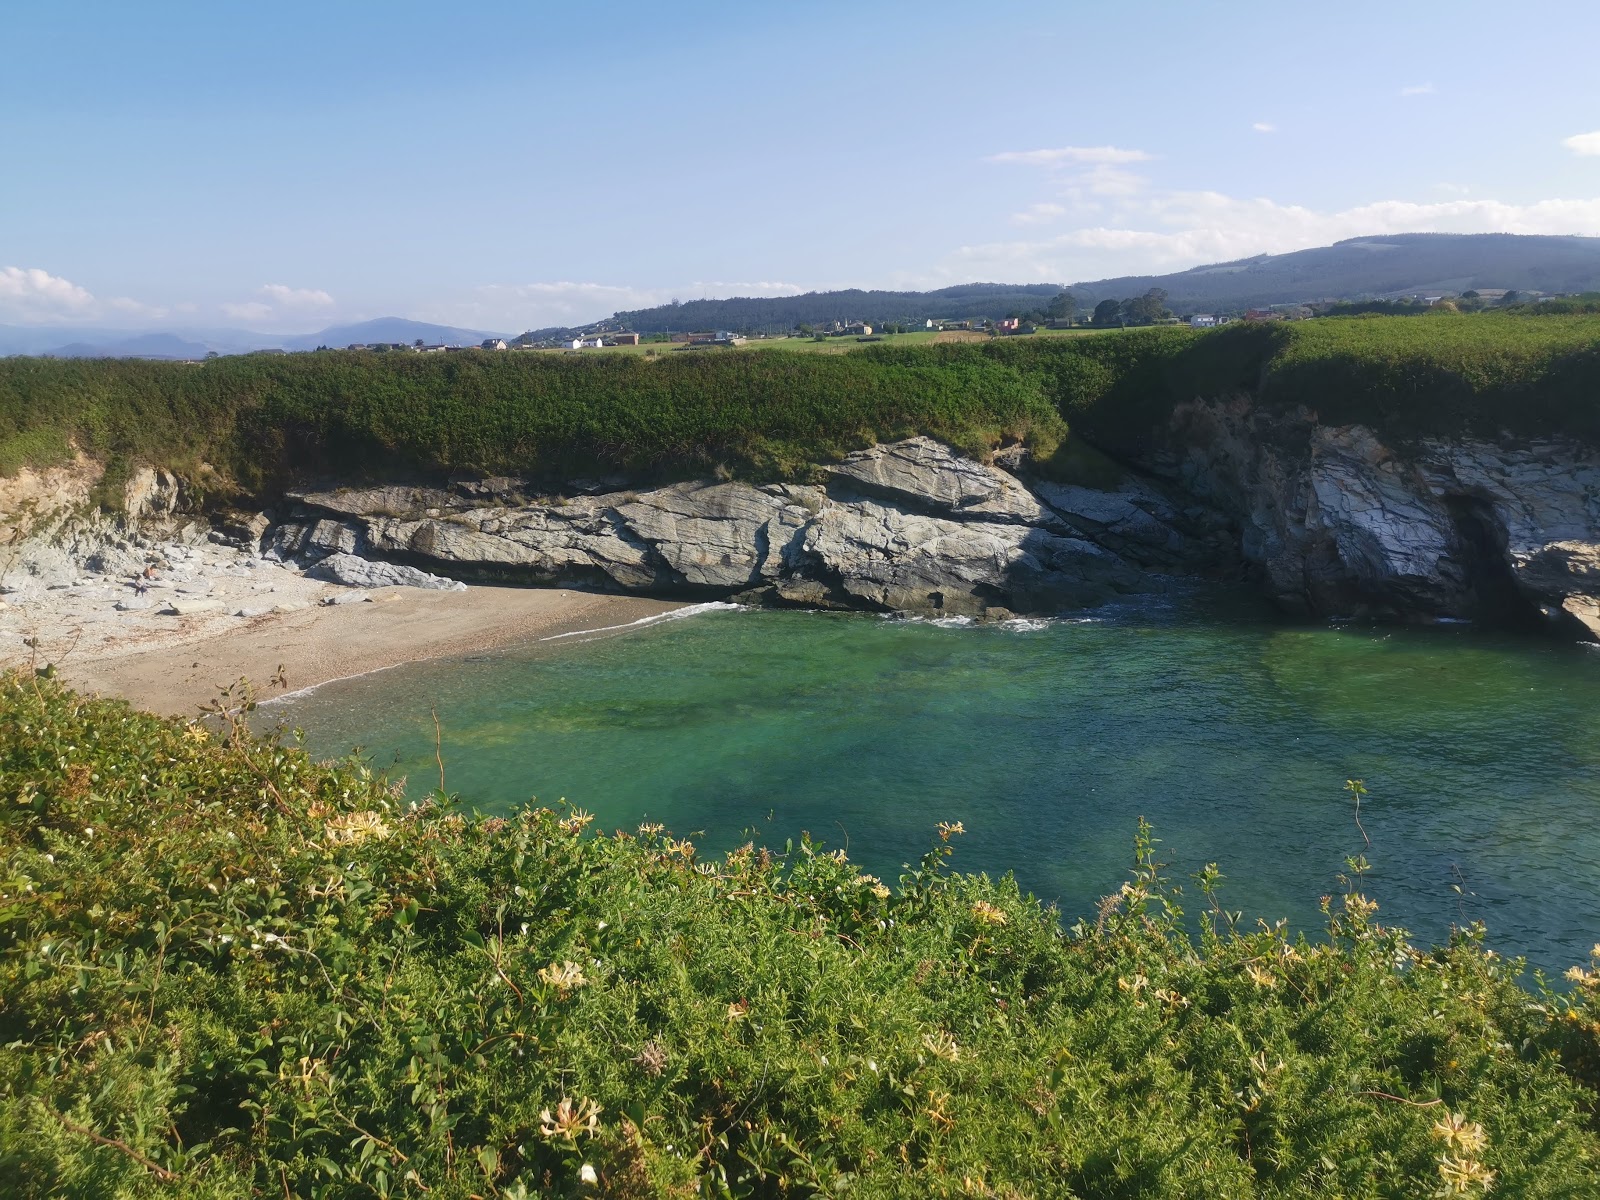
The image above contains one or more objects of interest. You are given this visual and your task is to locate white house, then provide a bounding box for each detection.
[481,338,508,351]
[1190,314,1218,328]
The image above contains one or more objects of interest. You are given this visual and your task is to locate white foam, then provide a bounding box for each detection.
[538,600,740,642]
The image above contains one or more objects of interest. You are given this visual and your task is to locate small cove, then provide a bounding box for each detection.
[274,591,1600,975]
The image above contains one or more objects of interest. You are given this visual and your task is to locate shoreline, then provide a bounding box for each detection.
[49,586,686,716]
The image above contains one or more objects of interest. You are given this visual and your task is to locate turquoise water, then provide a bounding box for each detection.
[274,593,1600,975]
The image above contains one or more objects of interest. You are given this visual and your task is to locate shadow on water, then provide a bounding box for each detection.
[269,589,1600,976]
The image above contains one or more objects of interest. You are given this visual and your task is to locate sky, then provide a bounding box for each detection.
[5,0,1600,334]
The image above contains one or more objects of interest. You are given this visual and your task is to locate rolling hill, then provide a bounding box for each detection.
[590,234,1600,333]
[1065,233,1600,312]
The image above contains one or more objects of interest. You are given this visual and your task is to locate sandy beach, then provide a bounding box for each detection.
[46,587,681,715]
[45,587,681,716]
[0,528,684,715]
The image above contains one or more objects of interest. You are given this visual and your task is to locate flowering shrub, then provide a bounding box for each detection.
[2,672,1598,1196]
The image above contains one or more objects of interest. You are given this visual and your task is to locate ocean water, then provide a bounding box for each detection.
[272,592,1600,975]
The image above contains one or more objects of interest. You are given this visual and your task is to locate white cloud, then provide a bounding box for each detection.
[1563,131,1600,156]
[1399,83,1435,96]
[1011,202,1068,227]
[108,296,169,318]
[1252,122,1276,133]
[950,189,1600,282]
[221,301,274,321]
[0,266,96,317]
[986,145,1153,167]
[259,283,334,307]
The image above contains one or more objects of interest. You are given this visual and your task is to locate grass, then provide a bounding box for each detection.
[3,673,1600,1196]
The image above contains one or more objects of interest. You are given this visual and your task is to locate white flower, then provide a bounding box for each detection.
[579,1164,598,1186]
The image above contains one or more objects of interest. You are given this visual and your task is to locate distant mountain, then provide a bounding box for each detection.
[1066,233,1600,313]
[41,332,218,360]
[2,317,507,359]
[610,284,1064,334]
[282,318,505,350]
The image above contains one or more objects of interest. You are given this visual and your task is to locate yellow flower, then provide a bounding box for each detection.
[559,809,595,834]
[1432,1112,1489,1156]
[539,1096,601,1142]
[726,999,750,1022]
[937,821,966,842]
[538,961,587,994]
[1343,893,1380,921]
[1244,963,1277,990]
[922,1030,962,1062]
[181,724,210,744]
[324,811,391,845]
[970,900,1008,926]
[1437,1154,1496,1195]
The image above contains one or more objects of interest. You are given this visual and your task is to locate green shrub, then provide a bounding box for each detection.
[2,672,1598,1196]
[0,353,1064,494]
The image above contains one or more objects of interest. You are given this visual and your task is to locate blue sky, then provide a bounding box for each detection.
[5,0,1600,333]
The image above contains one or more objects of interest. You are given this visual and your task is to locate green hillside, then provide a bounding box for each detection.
[3,314,1599,505]
[3,673,1598,1195]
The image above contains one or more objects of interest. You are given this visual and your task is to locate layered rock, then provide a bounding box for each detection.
[265,438,1208,617]
[1148,399,1600,638]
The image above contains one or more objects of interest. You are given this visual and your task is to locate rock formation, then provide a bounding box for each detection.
[1134,399,1600,638]
[262,438,1216,618]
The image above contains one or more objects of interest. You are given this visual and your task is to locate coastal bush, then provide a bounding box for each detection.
[3,671,1600,1196]
[0,352,1063,494]
[5,313,1599,501]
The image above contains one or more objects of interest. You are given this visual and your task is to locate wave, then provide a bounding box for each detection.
[538,600,741,642]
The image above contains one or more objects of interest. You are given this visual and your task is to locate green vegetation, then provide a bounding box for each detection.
[3,674,1600,1195]
[3,313,1599,502]
[0,351,1065,494]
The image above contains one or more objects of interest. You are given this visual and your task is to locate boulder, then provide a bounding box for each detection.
[308,552,467,591]
[163,598,221,616]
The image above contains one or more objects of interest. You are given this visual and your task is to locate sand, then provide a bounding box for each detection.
[50,587,682,716]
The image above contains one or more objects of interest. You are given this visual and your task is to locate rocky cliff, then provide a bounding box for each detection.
[1130,398,1600,639]
[6,421,1597,639]
[261,438,1230,619]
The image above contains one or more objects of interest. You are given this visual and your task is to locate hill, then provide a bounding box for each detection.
[587,235,1600,335]
[281,317,505,350]
[1068,233,1600,313]
[0,318,506,360]
[41,332,216,360]
[611,283,1064,334]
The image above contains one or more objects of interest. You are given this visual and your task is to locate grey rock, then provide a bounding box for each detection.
[614,482,819,590]
[305,519,363,558]
[295,485,462,519]
[308,552,467,591]
[797,498,1141,616]
[829,437,1053,525]
[365,498,659,589]
[163,598,221,616]
[1159,401,1600,633]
